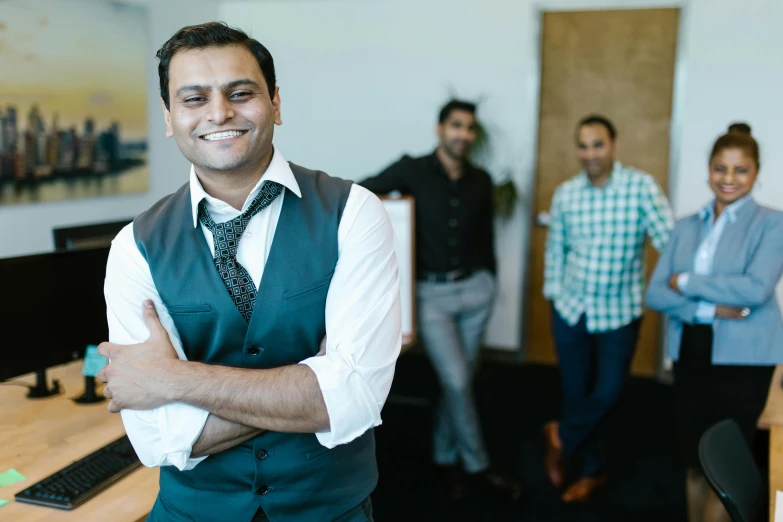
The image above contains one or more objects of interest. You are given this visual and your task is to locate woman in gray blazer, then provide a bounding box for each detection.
[647,123,783,522]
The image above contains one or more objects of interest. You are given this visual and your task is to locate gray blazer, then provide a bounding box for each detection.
[646,199,783,365]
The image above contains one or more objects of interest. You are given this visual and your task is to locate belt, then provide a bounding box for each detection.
[418,268,473,283]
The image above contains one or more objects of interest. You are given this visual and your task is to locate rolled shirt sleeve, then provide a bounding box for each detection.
[641,175,675,252]
[543,189,565,300]
[300,185,402,448]
[105,224,209,470]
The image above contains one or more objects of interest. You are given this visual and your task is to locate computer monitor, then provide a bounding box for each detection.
[52,219,132,251]
[0,246,110,397]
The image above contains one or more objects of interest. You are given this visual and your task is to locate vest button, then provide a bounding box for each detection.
[256,450,268,460]
[248,346,260,356]
[257,485,269,495]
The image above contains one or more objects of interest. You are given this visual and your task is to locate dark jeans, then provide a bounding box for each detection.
[551,305,641,477]
[251,497,373,522]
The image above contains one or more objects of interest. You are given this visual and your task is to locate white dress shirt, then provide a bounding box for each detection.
[104,147,401,471]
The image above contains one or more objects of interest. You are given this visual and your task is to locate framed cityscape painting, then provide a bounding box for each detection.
[0,0,148,205]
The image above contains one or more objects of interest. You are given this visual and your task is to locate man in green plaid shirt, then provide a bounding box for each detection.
[541,115,674,502]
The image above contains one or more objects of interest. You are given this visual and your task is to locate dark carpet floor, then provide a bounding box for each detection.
[371,352,769,522]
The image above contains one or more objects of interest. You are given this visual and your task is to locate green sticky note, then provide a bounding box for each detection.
[0,499,7,508]
[0,469,25,487]
[83,344,108,377]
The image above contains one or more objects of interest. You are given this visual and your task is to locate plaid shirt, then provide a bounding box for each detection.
[544,162,674,332]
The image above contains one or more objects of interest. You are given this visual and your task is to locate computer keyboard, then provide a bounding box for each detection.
[15,435,141,510]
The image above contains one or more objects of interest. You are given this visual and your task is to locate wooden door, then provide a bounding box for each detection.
[526,8,680,376]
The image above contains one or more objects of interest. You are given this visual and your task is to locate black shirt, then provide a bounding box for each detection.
[360,151,496,277]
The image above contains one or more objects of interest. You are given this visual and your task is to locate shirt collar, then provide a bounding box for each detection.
[189,145,301,228]
[699,194,752,224]
[579,160,622,191]
[430,149,474,180]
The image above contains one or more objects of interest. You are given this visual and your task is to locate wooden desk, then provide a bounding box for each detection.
[758,365,783,522]
[0,361,158,521]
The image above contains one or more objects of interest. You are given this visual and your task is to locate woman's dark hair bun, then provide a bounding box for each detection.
[727,122,752,135]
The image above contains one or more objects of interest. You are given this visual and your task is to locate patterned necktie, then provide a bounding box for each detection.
[198,181,284,322]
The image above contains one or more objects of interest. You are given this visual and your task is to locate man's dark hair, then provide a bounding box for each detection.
[156,22,276,110]
[577,114,617,141]
[438,100,477,124]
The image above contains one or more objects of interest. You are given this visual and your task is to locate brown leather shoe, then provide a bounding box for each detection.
[560,475,607,503]
[543,421,564,488]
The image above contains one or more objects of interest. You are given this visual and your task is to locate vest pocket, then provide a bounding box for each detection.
[283,270,335,301]
[166,303,213,314]
[306,445,332,461]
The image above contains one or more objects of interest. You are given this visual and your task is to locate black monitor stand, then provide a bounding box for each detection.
[72,376,105,404]
[26,369,61,399]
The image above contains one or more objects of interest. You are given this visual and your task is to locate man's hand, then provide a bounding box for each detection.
[97,300,179,413]
[715,305,750,320]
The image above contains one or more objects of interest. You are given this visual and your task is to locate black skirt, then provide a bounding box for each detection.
[673,324,774,468]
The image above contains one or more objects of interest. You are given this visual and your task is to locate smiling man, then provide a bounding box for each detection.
[541,115,674,502]
[98,23,401,522]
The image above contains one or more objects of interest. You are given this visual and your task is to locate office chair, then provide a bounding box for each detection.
[698,419,764,522]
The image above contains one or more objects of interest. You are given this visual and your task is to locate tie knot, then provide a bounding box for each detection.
[196,180,284,323]
[198,181,283,259]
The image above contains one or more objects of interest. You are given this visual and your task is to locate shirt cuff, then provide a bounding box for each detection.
[300,351,384,449]
[158,403,210,471]
[694,302,717,324]
[677,273,690,291]
[122,403,210,471]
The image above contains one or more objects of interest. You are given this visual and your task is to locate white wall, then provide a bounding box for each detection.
[0,0,220,258]
[223,0,535,349]
[7,0,779,350]
[671,0,783,317]
[221,0,783,350]
[671,0,783,217]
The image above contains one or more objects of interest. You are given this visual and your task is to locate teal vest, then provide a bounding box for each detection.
[133,164,377,521]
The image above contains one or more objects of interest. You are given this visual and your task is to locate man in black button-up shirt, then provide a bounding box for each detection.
[360,128,495,278]
[361,100,520,502]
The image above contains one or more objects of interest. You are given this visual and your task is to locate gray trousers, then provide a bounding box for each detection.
[416,269,496,473]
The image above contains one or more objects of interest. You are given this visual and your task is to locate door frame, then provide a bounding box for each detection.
[516,1,692,380]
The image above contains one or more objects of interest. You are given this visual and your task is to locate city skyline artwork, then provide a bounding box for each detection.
[0,0,148,205]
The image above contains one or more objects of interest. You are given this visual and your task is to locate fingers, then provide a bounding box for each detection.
[97,367,108,383]
[104,388,120,413]
[142,300,167,340]
[97,342,114,359]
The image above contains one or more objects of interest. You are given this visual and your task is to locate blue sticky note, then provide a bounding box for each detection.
[0,499,8,508]
[82,345,108,377]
